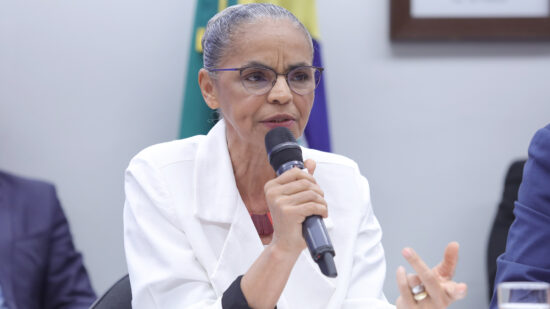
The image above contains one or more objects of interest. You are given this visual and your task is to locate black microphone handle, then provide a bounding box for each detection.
[303,215,337,277]
[276,163,337,278]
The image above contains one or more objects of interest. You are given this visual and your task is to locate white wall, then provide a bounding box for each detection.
[1,1,549,308]
[316,2,550,308]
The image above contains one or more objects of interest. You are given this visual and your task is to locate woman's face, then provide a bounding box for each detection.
[205,18,314,151]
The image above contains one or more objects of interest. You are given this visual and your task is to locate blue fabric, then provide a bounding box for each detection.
[0,171,96,309]
[0,285,7,309]
[489,124,550,308]
[303,39,331,152]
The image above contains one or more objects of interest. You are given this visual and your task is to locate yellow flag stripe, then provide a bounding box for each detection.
[237,0,320,40]
[195,27,205,53]
[218,0,228,12]
[196,0,320,54]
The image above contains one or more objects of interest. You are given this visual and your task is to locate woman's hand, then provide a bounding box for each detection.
[395,242,468,309]
[264,159,327,254]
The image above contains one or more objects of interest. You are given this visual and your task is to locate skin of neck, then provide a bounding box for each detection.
[226,128,277,214]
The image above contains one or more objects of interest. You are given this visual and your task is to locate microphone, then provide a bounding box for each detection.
[265,127,337,278]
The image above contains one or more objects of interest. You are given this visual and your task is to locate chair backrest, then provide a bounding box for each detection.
[90,274,132,309]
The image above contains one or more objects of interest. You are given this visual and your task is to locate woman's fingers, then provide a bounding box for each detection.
[264,168,321,197]
[265,164,328,220]
[435,242,459,279]
[396,266,417,308]
[443,281,468,301]
[401,243,466,308]
[274,167,317,185]
[407,273,421,289]
[295,202,328,219]
[402,247,444,304]
[304,159,316,175]
[397,244,466,309]
[278,178,324,197]
[284,189,326,206]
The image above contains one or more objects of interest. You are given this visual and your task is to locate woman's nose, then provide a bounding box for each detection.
[267,75,292,104]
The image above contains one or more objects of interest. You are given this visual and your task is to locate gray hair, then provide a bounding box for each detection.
[201,3,313,69]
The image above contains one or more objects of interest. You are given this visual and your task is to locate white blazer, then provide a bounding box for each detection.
[124,120,395,309]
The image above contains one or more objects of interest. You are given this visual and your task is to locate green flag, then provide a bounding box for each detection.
[180,0,238,138]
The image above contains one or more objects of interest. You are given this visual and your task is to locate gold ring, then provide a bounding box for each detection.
[413,291,428,301]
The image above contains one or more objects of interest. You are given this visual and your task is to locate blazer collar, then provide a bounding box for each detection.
[192,121,334,230]
[193,120,239,224]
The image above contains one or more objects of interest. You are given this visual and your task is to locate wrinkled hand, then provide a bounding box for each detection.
[264,159,327,254]
[396,242,468,309]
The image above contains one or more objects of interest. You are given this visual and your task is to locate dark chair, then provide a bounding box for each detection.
[90,274,132,309]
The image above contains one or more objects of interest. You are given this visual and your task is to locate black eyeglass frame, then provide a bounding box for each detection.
[205,65,324,95]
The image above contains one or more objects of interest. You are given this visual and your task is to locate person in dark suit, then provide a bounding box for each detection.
[486,159,526,300]
[0,170,96,309]
[489,124,550,308]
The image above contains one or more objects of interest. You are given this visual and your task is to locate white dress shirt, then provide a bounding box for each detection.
[124,119,395,309]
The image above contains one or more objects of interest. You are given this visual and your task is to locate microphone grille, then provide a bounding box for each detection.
[264,127,303,173]
[265,127,296,154]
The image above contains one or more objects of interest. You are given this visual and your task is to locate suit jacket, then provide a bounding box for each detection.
[489,124,550,308]
[486,159,525,300]
[124,119,394,309]
[0,171,96,309]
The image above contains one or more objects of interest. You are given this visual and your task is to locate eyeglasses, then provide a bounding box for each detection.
[206,65,323,95]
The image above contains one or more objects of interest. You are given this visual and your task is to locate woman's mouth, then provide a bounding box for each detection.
[261,115,296,128]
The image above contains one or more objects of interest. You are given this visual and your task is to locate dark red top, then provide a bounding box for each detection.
[250,212,273,236]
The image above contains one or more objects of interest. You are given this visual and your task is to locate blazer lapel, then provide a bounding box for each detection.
[281,216,336,308]
[192,120,264,294]
[193,120,237,225]
[283,250,337,308]
[209,197,264,295]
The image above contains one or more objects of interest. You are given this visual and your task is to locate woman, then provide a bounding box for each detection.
[124,3,467,308]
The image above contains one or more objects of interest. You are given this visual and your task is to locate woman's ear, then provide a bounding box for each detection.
[198,69,220,110]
